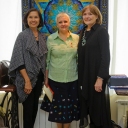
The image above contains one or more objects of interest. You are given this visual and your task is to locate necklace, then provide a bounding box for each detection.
[82,29,86,46]
[33,31,38,39]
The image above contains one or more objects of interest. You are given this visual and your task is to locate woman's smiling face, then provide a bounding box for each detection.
[82,8,98,28]
[27,11,40,29]
[56,15,70,32]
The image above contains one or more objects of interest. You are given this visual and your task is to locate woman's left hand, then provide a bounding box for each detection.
[94,78,103,92]
[24,80,32,94]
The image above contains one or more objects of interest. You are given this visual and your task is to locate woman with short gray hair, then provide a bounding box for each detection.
[41,12,80,128]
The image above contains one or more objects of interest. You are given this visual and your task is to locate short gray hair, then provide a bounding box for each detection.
[56,12,70,23]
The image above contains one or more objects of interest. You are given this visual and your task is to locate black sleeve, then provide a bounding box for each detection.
[17,65,25,71]
[98,28,110,79]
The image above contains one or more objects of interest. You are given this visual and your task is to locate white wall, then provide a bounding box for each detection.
[108,0,128,127]
[0,0,22,61]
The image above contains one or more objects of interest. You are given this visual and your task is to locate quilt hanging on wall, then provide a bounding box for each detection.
[22,0,108,36]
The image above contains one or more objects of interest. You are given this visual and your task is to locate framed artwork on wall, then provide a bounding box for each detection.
[22,0,108,36]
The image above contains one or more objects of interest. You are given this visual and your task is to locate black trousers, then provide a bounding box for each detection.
[22,71,44,128]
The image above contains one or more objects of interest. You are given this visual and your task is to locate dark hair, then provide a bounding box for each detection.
[23,8,43,28]
[82,4,102,25]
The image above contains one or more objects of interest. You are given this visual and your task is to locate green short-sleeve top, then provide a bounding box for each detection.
[46,31,79,83]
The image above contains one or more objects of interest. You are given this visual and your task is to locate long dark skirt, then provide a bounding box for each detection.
[41,79,80,123]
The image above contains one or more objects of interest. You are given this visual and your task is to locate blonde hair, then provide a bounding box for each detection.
[82,4,102,24]
[56,12,70,23]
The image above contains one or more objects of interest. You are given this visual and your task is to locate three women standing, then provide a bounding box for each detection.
[9,4,111,128]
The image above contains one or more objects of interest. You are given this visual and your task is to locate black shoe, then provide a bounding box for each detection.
[79,117,88,128]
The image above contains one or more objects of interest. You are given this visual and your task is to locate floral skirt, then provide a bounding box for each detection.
[40,79,80,123]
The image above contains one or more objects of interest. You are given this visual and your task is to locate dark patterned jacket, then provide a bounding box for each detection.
[9,28,47,102]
